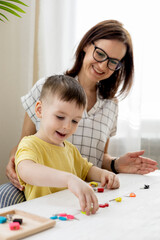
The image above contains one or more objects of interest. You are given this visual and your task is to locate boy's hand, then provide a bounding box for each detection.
[100,170,120,189]
[67,175,99,215]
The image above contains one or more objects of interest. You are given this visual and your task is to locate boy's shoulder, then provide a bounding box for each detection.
[64,140,80,154]
[18,135,40,148]
[64,140,76,149]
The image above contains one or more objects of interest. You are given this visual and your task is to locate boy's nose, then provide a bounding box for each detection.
[63,120,71,130]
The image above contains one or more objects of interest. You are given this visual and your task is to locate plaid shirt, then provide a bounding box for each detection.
[21,76,118,167]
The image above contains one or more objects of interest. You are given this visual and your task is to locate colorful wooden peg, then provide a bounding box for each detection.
[9,222,20,230]
[93,187,104,193]
[99,204,106,208]
[115,197,122,202]
[0,216,7,224]
[89,181,98,187]
[129,192,136,197]
[99,203,109,208]
[109,197,122,202]
[13,218,23,225]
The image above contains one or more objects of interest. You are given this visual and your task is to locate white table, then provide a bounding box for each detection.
[1,171,160,240]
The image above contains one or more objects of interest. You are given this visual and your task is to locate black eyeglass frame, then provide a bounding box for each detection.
[92,42,123,71]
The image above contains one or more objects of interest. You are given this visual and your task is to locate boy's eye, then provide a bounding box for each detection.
[72,120,78,124]
[56,116,64,120]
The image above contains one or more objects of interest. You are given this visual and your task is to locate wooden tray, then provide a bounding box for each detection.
[0,209,56,240]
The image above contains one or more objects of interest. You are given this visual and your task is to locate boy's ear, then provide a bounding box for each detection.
[35,101,42,118]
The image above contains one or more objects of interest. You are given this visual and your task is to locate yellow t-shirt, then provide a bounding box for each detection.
[15,136,93,200]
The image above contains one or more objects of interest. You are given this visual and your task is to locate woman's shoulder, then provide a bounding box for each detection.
[103,97,118,104]
[100,97,118,109]
[31,76,48,91]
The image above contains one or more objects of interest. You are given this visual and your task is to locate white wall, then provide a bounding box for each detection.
[0,1,35,184]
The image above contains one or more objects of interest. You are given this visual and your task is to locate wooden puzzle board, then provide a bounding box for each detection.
[0,209,56,240]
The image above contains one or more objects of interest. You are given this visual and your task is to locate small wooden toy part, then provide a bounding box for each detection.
[81,211,87,215]
[0,216,7,224]
[93,187,104,193]
[140,184,150,189]
[115,197,122,202]
[58,216,67,221]
[99,203,109,208]
[6,214,13,222]
[9,222,20,230]
[59,214,78,220]
[125,192,136,197]
[89,181,98,187]
[129,192,136,197]
[50,215,67,221]
[50,216,58,220]
[109,197,122,202]
[50,213,78,221]
[81,206,94,215]
[13,218,23,225]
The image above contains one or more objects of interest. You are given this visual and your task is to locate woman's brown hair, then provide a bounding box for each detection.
[66,20,134,99]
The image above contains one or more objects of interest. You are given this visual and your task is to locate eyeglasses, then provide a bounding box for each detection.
[92,42,123,71]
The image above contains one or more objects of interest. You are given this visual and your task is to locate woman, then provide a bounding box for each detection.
[2,20,157,208]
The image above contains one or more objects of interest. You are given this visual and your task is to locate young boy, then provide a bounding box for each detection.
[15,75,120,215]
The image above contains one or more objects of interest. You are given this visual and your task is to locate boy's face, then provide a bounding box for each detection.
[35,95,84,146]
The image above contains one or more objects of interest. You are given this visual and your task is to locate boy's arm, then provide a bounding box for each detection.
[86,166,120,189]
[17,160,99,215]
[17,160,72,188]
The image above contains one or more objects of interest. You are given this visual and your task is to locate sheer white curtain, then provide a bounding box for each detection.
[35,0,77,80]
[73,0,160,161]
[36,0,160,161]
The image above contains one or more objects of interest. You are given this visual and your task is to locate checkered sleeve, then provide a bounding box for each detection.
[109,99,118,137]
[21,77,46,130]
[68,98,118,168]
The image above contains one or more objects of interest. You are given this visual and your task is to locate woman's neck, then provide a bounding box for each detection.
[78,72,96,93]
[78,73,97,112]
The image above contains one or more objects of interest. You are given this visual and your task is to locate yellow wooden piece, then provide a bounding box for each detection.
[81,211,86,215]
[89,182,98,187]
[115,197,122,202]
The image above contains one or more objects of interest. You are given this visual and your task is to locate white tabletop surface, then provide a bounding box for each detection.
[1,170,160,240]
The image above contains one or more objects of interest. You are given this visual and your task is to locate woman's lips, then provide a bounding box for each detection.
[92,65,104,75]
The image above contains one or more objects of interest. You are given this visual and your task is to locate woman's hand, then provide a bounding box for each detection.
[6,113,36,190]
[67,175,99,215]
[115,150,158,174]
[6,146,24,191]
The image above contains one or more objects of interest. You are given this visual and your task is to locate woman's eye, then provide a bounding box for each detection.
[96,50,105,58]
[56,116,64,120]
[110,59,118,65]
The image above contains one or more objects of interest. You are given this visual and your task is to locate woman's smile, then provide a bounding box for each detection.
[92,64,105,75]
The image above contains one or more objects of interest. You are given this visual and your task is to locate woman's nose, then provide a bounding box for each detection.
[98,60,109,71]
